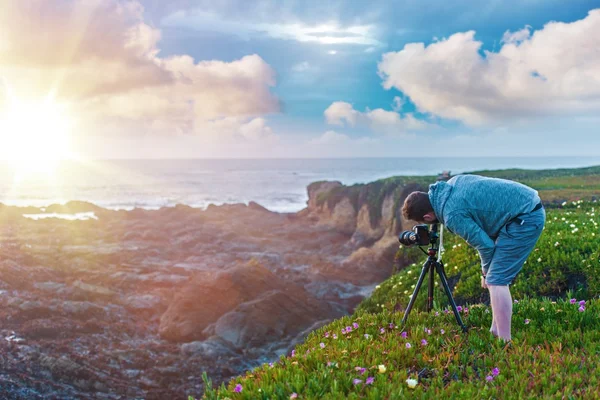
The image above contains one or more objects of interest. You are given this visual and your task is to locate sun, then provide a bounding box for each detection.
[0,96,73,177]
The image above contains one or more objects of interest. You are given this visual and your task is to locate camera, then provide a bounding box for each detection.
[398,224,432,246]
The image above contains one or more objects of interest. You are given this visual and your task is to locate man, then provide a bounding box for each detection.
[401,174,546,341]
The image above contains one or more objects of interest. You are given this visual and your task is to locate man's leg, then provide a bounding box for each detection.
[488,284,512,341]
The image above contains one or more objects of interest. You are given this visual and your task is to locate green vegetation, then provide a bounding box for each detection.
[203,199,600,399]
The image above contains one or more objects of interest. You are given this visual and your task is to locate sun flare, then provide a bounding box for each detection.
[0,96,73,177]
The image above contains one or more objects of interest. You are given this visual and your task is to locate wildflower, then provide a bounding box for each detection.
[325,332,330,338]
[421,339,428,346]
[290,393,298,399]
[486,375,494,382]
[525,319,530,324]
[457,306,463,312]
[359,367,366,375]
[435,311,439,316]
[353,322,359,329]
[579,306,585,312]
[514,299,519,304]
[492,367,500,376]
[333,334,337,339]
[380,328,385,334]
[364,334,370,339]
[234,384,243,393]
[269,362,274,368]
[570,298,577,304]
[427,329,432,335]
[401,331,408,338]
[579,300,586,306]
[389,323,394,329]
[406,378,418,389]
[320,343,325,349]
[378,365,387,373]
[346,326,352,333]
[441,329,445,334]
[444,309,450,314]
[353,379,362,385]
[537,257,542,262]
[366,376,375,385]
[406,342,412,349]
[555,242,560,247]
[291,350,296,357]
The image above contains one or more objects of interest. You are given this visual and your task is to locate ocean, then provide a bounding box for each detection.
[1,157,599,213]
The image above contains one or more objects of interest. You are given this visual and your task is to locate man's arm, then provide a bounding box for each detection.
[446,213,496,274]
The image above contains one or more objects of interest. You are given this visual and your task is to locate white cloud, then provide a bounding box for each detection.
[324,102,360,126]
[0,0,280,138]
[162,10,383,47]
[309,130,350,145]
[324,101,426,135]
[378,9,600,126]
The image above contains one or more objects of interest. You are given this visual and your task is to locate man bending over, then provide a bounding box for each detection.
[402,174,546,341]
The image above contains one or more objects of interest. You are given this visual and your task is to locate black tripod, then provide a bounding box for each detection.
[400,223,468,332]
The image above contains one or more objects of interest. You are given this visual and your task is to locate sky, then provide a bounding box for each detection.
[0,0,599,159]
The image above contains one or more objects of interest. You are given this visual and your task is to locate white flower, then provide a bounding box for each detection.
[570,224,576,228]
[378,365,387,373]
[537,257,542,262]
[554,242,560,247]
[406,378,418,389]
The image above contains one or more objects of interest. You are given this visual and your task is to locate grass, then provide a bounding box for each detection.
[201,199,600,399]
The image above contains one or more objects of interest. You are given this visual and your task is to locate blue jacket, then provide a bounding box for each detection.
[428,174,540,272]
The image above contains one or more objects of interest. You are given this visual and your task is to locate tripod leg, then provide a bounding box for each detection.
[401,259,431,328]
[435,262,468,332]
[427,261,435,312]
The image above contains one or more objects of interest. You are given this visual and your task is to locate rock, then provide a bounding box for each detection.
[124,294,162,310]
[180,338,235,359]
[212,290,338,349]
[159,261,284,342]
[71,281,117,301]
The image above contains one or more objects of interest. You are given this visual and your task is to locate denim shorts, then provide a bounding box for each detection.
[485,207,546,286]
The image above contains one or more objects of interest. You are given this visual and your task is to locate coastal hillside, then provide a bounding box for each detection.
[205,168,600,399]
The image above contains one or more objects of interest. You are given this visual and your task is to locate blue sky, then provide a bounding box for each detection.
[1,0,600,158]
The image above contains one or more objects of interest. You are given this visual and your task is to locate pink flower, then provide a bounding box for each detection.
[421,339,428,346]
[353,378,362,385]
[426,329,432,335]
[364,334,370,339]
[325,332,330,338]
[514,299,519,304]
[389,323,394,329]
[440,329,445,334]
[333,334,338,339]
[406,342,412,349]
[346,326,352,333]
[579,306,585,312]
[380,328,385,334]
[290,393,298,399]
[320,343,325,349]
[359,367,366,375]
[341,328,347,334]
[492,367,500,376]
[435,311,439,316]
[401,331,407,339]
[353,322,359,329]
[291,350,296,357]
[234,384,243,393]
[570,298,577,304]
[579,300,586,306]
[366,376,375,385]
[457,306,463,312]
[525,319,530,324]
[485,375,494,382]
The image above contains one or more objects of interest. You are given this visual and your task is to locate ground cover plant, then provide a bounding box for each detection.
[201,199,600,399]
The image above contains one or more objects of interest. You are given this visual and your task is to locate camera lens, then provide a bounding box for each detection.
[398,230,418,246]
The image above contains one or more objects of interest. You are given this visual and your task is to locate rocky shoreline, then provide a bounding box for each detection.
[0,179,425,399]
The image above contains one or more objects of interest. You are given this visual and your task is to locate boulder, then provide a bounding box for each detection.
[158,260,284,342]
[212,290,337,349]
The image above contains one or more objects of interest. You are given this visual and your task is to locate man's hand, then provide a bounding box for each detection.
[481,275,488,289]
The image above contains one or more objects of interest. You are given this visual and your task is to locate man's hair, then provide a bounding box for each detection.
[402,191,433,222]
